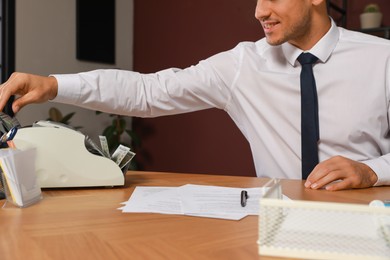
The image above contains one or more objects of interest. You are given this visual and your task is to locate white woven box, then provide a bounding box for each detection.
[258,180,390,260]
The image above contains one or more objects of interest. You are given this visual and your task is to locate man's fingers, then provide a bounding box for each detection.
[11,97,23,114]
[308,170,343,190]
[0,73,26,112]
[0,84,17,112]
[0,88,11,112]
[305,162,334,188]
[324,180,350,191]
[11,90,43,113]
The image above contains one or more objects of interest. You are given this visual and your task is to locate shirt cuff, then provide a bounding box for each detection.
[363,157,390,186]
[49,74,81,104]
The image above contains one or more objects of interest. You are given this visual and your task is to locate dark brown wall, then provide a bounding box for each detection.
[133,0,390,176]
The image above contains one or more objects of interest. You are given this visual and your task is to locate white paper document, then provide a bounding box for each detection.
[120,186,182,215]
[0,148,42,207]
[119,184,290,220]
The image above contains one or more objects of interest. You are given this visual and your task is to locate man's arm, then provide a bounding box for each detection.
[0,72,58,113]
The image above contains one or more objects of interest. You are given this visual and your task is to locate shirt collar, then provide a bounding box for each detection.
[282,18,340,67]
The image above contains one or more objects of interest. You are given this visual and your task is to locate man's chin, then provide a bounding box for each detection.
[265,35,285,46]
[265,37,285,46]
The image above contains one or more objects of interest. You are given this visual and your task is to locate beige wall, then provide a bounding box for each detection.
[14,0,133,143]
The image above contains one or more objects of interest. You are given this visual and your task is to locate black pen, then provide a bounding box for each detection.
[241,190,248,207]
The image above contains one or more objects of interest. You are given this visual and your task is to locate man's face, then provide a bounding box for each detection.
[255,0,313,48]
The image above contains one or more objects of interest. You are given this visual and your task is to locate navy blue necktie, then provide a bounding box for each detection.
[298,53,319,180]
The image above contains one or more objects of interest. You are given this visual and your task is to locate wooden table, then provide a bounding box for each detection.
[1,171,390,260]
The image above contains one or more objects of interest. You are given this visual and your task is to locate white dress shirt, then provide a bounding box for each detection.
[53,20,390,185]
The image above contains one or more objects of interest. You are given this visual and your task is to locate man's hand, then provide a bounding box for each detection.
[304,156,378,191]
[0,72,58,113]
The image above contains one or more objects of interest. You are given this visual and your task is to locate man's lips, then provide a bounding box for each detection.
[262,22,279,33]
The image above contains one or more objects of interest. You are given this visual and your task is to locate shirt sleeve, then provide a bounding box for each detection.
[363,157,390,186]
[363,57,390,187]
[50,73,82,103]
[50,49,240,117]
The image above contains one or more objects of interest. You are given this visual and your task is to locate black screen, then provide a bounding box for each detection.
[76,0,115,64]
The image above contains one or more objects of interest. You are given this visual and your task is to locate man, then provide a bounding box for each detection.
[0,0,389,190]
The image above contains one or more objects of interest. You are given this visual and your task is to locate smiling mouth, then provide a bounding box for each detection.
[263,22,278,30]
